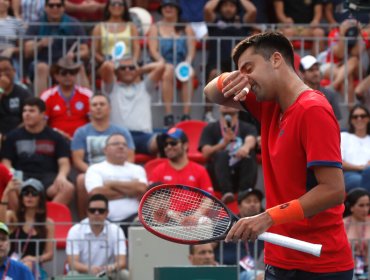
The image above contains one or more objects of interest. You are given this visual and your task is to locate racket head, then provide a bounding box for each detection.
[138,184,238,245]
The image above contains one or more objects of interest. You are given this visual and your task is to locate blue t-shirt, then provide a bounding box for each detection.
[0,257,35,280]
[71,123,135,165]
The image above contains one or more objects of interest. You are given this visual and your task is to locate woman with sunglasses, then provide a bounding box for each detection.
[0,178,54,280]
[92,0,140,70]
[341,104,370,193]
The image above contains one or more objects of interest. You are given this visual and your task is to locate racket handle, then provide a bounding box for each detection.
[258,232,322,257]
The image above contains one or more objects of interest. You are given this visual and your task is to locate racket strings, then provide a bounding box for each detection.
[141,188,231,241]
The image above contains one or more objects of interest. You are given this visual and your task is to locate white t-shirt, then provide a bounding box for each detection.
[66,219,126,266]
[85,160,147,221]
[340,132,370,165]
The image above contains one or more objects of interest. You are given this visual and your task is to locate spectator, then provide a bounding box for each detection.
[12,0,46,23]
[66,194,129,279]
[72,94,135,219]
[203,0,256,122]
[299,55,342,120]
[188,243,218,266]
[0,164,14,210]
[0,56,31,136]
[100,56,165,156]
[179,0,209,39]
[341,104,370,193]
[323,0,370,25]
[65,0,107,23]
[40,56,93,139]
[147,0,196,126]
[149,128,214,194]
[274,0,325,55]
[199,105,258,203]
[0,179,54,280]
[24,0,89,95]
[85,133,147,235]
[0,222,35,280]
[92,0,140,71]
[343,188,370,280]
[1,97,74,205]
[355,73,370,104]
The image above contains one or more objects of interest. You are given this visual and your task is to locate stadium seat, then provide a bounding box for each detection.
[46,202,73,250]
[174,120,207,164]
[144,158,167,178]
[135,153,156,165]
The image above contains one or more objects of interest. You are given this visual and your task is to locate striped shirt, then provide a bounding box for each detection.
[0,16,25,51]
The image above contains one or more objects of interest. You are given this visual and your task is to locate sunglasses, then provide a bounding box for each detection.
[88,208,107,214]
[47,3,63,8]
[21,189,39,197]
[164,141,179,147]
[351,114,368,120]
[110,2,124,7]
[118,65,136,71]
[59,69,79,76]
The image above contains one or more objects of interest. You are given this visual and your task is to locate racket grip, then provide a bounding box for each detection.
[257,232,322,257]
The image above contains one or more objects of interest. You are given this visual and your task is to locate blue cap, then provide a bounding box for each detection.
[165,128,188,142]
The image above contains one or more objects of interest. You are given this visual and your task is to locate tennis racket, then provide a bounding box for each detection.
[138,184,322,257]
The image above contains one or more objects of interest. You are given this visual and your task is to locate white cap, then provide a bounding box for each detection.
[300,55,319,71]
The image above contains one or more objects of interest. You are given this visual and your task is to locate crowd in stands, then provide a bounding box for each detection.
[0,0,370,279]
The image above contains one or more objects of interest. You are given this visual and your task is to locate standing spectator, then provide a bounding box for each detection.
[299,55,342,120]
[199,105,258,203]
[343,188,370,280]
[66,194,128,279]
[341,105,370,192]
[203,0,256,122]
[40,56,93,139]
[65,0,107,23]
[0,56,31,136]
[85,133,147,235]
[72,94,135,219]
[274,0,325,55]
[24,0,89,95]
[148,0,196,126]
[0,222,35,280]
[1,97,74,205]
[0,179,54,280]
[92,0,140,71]
[149,128,214,194]
[188,244,218,266]
[100,56,165,156]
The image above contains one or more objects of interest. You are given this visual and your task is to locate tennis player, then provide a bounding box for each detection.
[204,32,354,279]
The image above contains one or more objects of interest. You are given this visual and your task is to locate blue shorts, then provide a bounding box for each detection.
[130,130,156,155]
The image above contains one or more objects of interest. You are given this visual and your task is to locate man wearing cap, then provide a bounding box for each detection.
[40,56,93,139]
[0,222,35,280]
[300,55,342,121]
[100,55,165,155]
[149,128,214,194]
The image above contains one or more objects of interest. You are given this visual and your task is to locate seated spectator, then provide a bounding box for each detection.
[1,97,74,205]
[65,0,107,23]
[100,56,165,156]
[24,0,89,95]
[0,56,31,136]
[323,0,370,25]
[203,0,256,122]
[274,0,325,55]
[0,222,35,279]
[354,73,370,103]
[343,188,370,280]
[299,55,342,120]
[341,104,370,193]
[72,94,135,219]
[148,128,214,194]
[85,133,147,235]
[0,178,54,280]
[0,0,25,79]
[147,0,196,127]
[92,0,140,71]
[178,0,209,39]
[40,56,93,139]
[66,194,129,279]
[188,244,218,266]
[12,0,46,23]
[199,105,258,203]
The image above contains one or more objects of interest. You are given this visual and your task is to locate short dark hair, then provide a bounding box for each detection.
[45,0,65,5]
[232,32,295,70]
[105,133,126,146]
[24,97,46,113]
[88,194,109,209]
[91,94,111,105]
[0,56,13,65]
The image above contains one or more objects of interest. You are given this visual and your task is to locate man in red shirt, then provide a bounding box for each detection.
[204,32,353,279]
[40,57,92,139]
[149,128,213,195]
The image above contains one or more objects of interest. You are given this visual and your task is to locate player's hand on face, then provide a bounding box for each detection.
[221,71,250,102]
[225,212,273,243]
